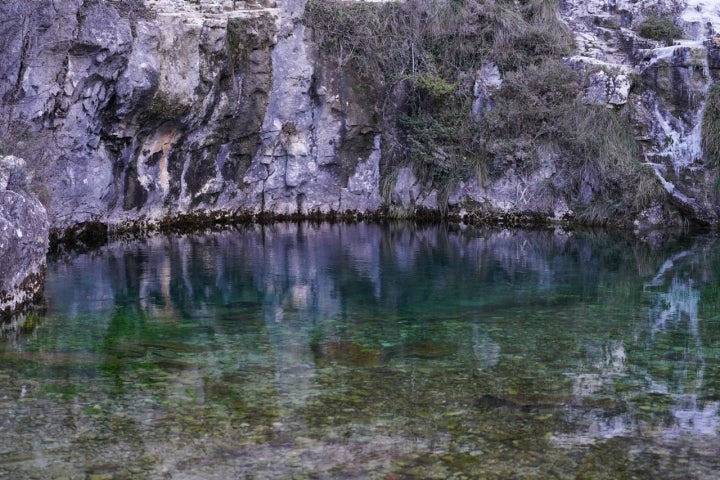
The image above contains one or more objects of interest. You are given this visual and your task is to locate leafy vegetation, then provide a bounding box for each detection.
[482,58,581,175]
[305,0,662,224]
[637,16,683,45]
[482,59,661,224]
[303,0,574,188]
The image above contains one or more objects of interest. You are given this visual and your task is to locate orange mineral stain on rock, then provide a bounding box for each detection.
[140,127,179,194]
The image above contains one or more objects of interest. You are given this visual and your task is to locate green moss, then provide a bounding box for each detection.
[637,16,683,45]
[138,91,189,124]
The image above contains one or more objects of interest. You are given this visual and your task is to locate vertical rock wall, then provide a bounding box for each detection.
[0,0,382,229]
[2,0,720,229]
[0,156,49,318]
[561,0,720,225]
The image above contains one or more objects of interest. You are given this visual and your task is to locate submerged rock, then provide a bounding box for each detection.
[311,340,386,367]
[392,341,455,360]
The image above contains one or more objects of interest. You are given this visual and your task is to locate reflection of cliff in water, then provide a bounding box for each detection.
[33,224,673,324]
[5,223,701,381]
[5,223,720,477]
[554,238,720,449]
[644,244,718,438]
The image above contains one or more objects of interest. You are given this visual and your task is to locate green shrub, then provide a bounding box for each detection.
[305,0,574,196]
[479,58,662,224]
[637,16,683,45]
[414,73,458,101]
[304,0,659,224]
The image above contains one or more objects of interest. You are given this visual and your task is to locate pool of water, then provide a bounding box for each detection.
[2,223,720,479]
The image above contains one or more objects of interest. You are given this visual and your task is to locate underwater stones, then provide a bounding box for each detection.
[311,340,385,368]
[310,339,457,368]
[394,341,455,360]
[0,156,49,319]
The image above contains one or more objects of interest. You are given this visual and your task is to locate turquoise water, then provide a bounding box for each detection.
[2,223,720,479]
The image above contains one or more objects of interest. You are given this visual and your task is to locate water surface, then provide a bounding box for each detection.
[2,223,720,479]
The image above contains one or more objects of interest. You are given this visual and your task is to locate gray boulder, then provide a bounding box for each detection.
[0,156,49,319]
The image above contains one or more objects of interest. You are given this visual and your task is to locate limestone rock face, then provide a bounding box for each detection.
[3,0,720,230]
[472,62,502,117]
[584,69,631,106]
[560,0,720,226]
[0,156,49,319]
[447,146,572,224]
[0,0,380,228]
[0,156,26,191]
[389,167,439,216]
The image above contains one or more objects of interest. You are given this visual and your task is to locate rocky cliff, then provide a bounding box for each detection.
[0,0,383,231]
[1,0,720,232]
[563,0,720,226]
[0,155,49,318]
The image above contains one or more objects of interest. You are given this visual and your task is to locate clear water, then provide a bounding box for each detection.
[2,223,720,479]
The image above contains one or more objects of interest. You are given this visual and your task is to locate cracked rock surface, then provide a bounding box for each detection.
[0,156,49,319]
[0,0,380,229]
[3,0,720,231]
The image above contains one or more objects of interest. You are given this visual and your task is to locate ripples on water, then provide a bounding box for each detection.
[2,223,720,479]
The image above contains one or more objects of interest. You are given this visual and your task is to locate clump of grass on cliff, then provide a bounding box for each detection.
[483,59,662,225]
[560,102,663,224]
[305,0,662,224]
[637,16,683,45]
[305,0,573,198]
[702,83,720,167]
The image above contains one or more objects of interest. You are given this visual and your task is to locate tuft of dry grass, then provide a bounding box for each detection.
[703,83,720,167]
[304,0,661,223]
